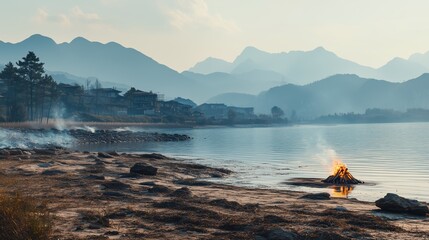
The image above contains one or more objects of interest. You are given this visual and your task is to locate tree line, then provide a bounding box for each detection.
[0,52,59,122]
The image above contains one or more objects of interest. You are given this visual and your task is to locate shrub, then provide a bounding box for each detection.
[0,193,52,240]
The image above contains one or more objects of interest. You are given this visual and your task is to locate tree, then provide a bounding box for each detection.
[16,52,46,121]
[0,62,28,121]
[271,106,284,119]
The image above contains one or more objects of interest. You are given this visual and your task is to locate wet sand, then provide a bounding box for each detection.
[0,149,428,239]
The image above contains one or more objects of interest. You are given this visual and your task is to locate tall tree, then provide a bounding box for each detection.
[16,52,45,121]
[0,62,25,121]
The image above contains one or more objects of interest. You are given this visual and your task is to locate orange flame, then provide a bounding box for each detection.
[331,159,348,176]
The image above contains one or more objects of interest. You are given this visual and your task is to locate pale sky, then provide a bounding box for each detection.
[1,0,429,71]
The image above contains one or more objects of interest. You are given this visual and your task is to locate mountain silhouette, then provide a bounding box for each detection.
[210,74,429,118]
[0,34,198,100]
[189,46,429,84]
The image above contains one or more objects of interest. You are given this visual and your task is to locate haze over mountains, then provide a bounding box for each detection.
[190,46,429,84]
[209,74,429,118]
[1,34,429,117]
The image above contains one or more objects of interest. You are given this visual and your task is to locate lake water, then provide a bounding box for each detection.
[77,122,429,202]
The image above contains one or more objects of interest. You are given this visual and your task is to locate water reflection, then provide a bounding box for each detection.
[330,185,354,198]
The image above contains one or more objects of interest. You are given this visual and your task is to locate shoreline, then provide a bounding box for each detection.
[0,149,427,239]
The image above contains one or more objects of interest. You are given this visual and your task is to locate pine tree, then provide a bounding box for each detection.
[16,52,45,121]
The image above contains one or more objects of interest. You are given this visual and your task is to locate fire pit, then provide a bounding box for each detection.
[322,161,363,185]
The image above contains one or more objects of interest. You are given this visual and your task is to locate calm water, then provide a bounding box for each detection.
[77,123,429,202]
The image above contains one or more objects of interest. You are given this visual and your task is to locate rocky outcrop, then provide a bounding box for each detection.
[130,163,158,176]
[68,129,190,145]
[375,193,429,216]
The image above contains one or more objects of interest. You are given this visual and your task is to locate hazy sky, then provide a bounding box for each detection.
[1,0,429,71]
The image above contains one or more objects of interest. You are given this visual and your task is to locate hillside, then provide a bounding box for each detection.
[210,74,429,119]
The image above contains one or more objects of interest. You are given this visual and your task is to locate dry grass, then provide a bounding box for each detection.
[0,193,52,240]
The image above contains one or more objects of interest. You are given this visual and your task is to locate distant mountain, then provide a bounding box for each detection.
[376,57,429,81]
[189,46,429,84]
[210,74,429,119]
[409,50,429,69]
[182,69,286,95]
[0,34,199,100]
[188,57,233,74]
[49,72,130,91]
[0,64,130,92]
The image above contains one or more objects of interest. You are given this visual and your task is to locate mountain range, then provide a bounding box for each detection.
[190,46,429,84]
[1,34,429,116]
[209,73,429,118]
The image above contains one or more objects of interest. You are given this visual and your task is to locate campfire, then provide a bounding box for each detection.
[322,161,363,185]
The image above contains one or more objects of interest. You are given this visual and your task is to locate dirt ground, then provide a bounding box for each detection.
[0,149,428,239]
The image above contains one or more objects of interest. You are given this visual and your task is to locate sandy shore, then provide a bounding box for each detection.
[0,149,428,239]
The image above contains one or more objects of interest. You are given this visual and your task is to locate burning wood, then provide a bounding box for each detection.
[322,161,363,185]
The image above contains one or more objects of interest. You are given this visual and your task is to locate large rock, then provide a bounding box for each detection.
[375,193,429,216]
[263,227,298,240]
[130,163,158,176]
[98,152,113,158]
[300,192,331,200]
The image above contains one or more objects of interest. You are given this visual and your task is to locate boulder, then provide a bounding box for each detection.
[130,163,158,176]
[107,151,120,156]
[169,187,192,198]
[139,153,168,159]
[9,149,24,155]
[375,193,429,216]
[264,227,298,240]
[98,152,113,158]
[300,192,331,200]
[102,180,130,190]
[148,185,171,194]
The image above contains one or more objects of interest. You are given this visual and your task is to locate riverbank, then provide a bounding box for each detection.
[0,149,427,239]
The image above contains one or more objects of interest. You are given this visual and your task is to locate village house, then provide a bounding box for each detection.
[194,103,228,119]
[228,106,256,120]
[127,90,158,115]
[195,103,255,120]
[158,100,192,117]
[84,88,127,115]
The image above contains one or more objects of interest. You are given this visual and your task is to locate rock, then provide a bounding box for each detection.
[375,193,429,216]
[107,151,120,156]
[104,231,119,236]
[139,153,168,159]
[300,192,331,200]
[8,149,24,155]
[98,152,113,158]
[38,163,53,168]
[130,163,158,176]
[169,187,192,198]
[41,169,66,176]
[140,181,156,186]
[103,191,126,197]
[0,149,10,156]
[333,206,349,212]
[86,175,105,180]
[148,185,171,194]
[102,180,130,190]
[33,149,58,155]
[264,227,298,240]
[173,179,212,186]
[75,226,84,231]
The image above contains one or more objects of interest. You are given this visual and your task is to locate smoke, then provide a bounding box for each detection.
[113,127,142,132]
[51,107,67,130]
[72,126,96,133]
[313,137,344,173]
[0,128,75,149]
